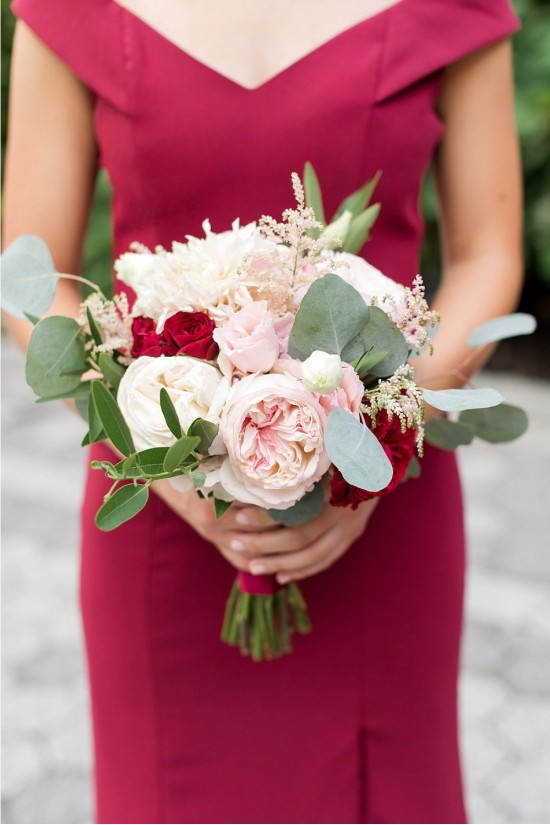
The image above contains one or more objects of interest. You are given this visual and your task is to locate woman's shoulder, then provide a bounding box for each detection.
[376,0,520,102]
[11,0,127,109]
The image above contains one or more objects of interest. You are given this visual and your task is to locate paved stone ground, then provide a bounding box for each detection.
[2,338,549,824]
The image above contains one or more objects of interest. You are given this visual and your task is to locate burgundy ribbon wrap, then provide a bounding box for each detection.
[237,571,282,596]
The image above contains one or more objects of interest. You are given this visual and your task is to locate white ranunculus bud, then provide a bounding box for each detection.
[114,252,158,293]
[301,351,344,395]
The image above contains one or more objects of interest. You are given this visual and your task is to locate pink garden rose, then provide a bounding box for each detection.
[218,373,331,509]
[318,364,365,417]
[213,301,279,373]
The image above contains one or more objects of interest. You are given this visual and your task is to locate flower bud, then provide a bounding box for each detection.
[301,351,344,395]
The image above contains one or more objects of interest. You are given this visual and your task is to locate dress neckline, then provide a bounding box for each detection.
[113,0,407,92]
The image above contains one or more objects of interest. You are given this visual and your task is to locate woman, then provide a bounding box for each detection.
[3,0,522,822]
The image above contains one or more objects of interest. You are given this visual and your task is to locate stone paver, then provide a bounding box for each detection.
[2,339,549,824]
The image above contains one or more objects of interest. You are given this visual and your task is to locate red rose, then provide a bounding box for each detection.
[131,316,164,358]
[330,409,417,509]
[162,311,218,360]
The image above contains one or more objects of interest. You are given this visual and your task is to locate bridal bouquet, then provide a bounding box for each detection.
[1,165,536,660]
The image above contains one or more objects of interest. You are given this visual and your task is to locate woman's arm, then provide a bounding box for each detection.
[245,37,524,583]
[2,22,98,348]
[412,38,523,390]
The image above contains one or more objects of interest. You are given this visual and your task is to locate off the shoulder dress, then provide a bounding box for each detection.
[11,1,520,821]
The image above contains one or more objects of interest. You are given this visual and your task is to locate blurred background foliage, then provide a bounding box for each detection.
[2,0,549,370]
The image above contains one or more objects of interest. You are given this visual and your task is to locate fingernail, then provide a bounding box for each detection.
[235,512,249,525]
[277,574,291,585]
[250,563,267,575]
[230,539,245,552]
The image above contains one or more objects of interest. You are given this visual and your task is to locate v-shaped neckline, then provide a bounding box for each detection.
[113,0,407,92]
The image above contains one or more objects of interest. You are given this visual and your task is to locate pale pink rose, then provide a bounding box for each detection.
[271,355,303,380]
[273,311,294,351]
[213,301,279,373]
[219,373,330,509]
[318,364,365,418]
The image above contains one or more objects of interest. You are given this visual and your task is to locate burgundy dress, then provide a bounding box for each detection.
[12,1,519,822]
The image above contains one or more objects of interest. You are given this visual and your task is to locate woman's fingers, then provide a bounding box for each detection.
[247,528,335,576]
[231,505,282,531]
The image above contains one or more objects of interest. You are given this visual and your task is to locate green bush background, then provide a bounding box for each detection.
[2,0,549,304]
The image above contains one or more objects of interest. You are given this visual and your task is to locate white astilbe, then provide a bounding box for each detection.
[381,275,439,353]
[244,173,340,315]
[363,365,425,454]
[80,292,133,360]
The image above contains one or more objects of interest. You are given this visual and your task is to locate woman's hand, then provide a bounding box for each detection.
[230,497,379,584]
[152,479,283,572]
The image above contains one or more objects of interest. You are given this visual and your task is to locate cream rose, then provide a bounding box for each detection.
[117,355,229,451]
[218,373,330,509]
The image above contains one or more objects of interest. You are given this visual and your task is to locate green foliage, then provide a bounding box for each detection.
[467,312,537,347]
[91,380,135,456]
[268,482,325,526]
[26,316,87,397]
[1,235,57,319]
[159,387,183,438]
[325,407,393,492]
[459,403,528,443]
[95,483,150,531]
[423,387,504,412]
[289,273,370,360]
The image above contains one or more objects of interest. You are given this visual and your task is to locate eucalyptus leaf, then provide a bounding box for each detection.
[75,394,89,422]
[333,170,382,220]
[35,381,91,403]
[98,352,126,390]
[268,482,325,526]
[188,418,218,454]
[303,161,326,227]
[95,483,150,531]
[325,408,393,492]
[214,498,233,519]
[1,234,57,320]
[163,436,201,473]
[468,313,537,348]
[423,387,504,412]
[424,418,476,450]
[459,404,528,443]
[350,306,408,377]
[289,273,370,360]
[159,387,182,438]
[92,380,135,456]
[26,316,87,398]
[341,203,380,254]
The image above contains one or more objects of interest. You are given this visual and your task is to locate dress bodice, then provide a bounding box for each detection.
[13,0,519,286]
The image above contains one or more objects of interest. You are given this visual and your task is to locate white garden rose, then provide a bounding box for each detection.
[301,351,344,395]
[117,355,229,451]
[331,252,406,308]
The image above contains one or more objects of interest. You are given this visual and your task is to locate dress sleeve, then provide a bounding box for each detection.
[11,0,128,111]
[375,0,520,102]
